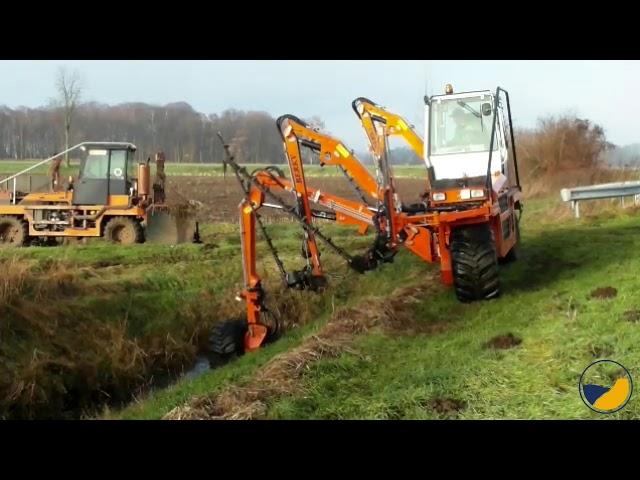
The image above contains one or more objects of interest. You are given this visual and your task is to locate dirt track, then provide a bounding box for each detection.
[166,176,429,223]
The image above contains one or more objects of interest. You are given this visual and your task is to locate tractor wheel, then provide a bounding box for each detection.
[103,217,144,245]
[209,319,247,359]
[0,216,28,247]
[451,224,500,302]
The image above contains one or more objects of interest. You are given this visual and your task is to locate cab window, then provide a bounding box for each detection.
[430,95,497,155]
[127,150,137,179]
[82,150,109,179]
[109,150,127,180]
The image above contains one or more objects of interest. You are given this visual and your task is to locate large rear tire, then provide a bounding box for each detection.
[0,216,28,247]
[451,224,500,302]
[103,217,144,245]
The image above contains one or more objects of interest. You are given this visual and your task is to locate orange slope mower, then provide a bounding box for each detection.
[351,87,522,295]
[213,85,522,355]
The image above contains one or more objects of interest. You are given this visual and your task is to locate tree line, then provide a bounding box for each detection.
[0,100,618,176]
[0,100,428,166]
[0,102,289,164]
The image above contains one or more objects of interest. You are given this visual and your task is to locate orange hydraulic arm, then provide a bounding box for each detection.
[277,115,381,202]
[277,114,397,248]
[352,97,432,192]
[238,187,269,351]
[277,114,401,268]
[276,115,324,280]
[352,97,425,161]
[220,125,384,351]
[236,168,384,352]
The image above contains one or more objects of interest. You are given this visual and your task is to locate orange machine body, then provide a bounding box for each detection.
[229,88,522,352]
[0,143,162,244]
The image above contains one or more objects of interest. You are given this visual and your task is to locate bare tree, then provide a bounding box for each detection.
[55,67,83,166]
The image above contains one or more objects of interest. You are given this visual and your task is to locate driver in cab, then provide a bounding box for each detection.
[451,108,489,149]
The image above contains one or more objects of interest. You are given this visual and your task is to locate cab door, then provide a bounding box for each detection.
[73,149,110,205]
[107,149,128,196]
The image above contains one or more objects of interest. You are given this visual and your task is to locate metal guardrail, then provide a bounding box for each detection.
[560,181,640,218]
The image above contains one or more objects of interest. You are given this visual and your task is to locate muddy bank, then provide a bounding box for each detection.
[0,252,229,419]
[0,243,353,419]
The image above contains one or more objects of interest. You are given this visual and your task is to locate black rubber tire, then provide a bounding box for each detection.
[103,217,144,245]
[0,216,28,247]
[451,224,500,302]
[209,319,248,357]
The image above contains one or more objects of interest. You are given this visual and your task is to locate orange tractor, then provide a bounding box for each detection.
[0,142,198,246]
[212,85,522,356]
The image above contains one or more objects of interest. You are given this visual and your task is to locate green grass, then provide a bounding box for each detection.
[262,205,640,420]
[110,240,429,420]
[0,235,242,418]
[0,219,377,419]
[4,189,639,419]
[111,198,640,420]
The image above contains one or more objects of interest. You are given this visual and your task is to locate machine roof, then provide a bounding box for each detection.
[82,142,137,151]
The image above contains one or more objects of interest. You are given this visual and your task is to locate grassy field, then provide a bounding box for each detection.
[2,189,639,419]
[0,160,80,179]
[107,197,640,420]
[0,160,429,179]
[0,220,374,419]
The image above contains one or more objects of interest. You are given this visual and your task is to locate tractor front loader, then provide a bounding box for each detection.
[0,142,198,247]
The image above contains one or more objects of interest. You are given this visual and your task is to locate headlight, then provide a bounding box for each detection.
[459,189,471,200]
[471,189,485,198]
[432,192,446,201]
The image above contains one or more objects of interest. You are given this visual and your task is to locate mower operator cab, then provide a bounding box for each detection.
[73,143,139,205]
[424,85,516,205]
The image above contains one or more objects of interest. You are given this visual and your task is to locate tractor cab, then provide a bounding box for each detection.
[424,85,520,204]
[73,143,138,205]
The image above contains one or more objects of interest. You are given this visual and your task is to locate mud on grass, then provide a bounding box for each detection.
[484,333,522,350]
[589,286,618,299]
[426,398,466,416]
[622,310,640,322]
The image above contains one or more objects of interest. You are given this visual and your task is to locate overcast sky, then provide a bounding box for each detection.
[0,60,638,150]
